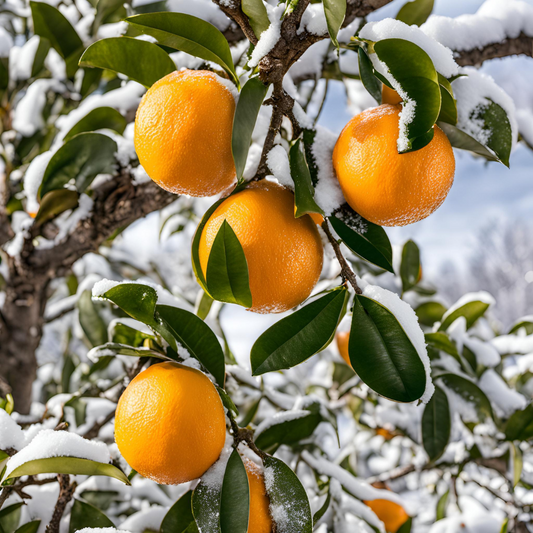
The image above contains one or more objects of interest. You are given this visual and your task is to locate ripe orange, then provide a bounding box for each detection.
[134,69,236,197]
[198,180,323,313]
[332,104,455,226]
[382,85,402,105]
[336,331,351,366]
[114,362,226,485]
[364,499,409,533]
[244,459,273,533]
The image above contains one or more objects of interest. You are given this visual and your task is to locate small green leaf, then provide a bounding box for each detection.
[422,386,450,462]
[438,121,500,163]
[31,38,50,78]
[2,457,130,485]
[33,189,79,227]
[69,499,114,533]
[161,491,197,533]
[39,132,117,198]
[510,442,522,487]
[358,47,381,104]
[206,220,253,308]
[125,13,238,85]
[110,321,156,346]
[157,305,226,387]
[396,0,434,26]
[78,290,108,348]
[93,0,126,32]
[416,302,447,327]
[509,318,533,335]
[439,297,492,331]
[289,140,324,219]
[88,343,169,361]
[500,518,509,533]
[263,456,313,533]
[79,37,176,88]
[196,290,214,320]
[64,107,127,142]
[329,212,393,273]
[425,332,460,360]
[397,517,413,533]
[232,77,268,181]
[251,287,348,375]
[323,0,346,48]
[14,521,41,533]
[437,74,457,125]
[192,477,221,533]
[242,0,270,40]
[436,490,449,521]
[505,404,533,441]
[313,486,331,525]
[0,503,22,533]
[220,450,249,533]
[217,386,239,416]
[400,240,421,293]
[349,295,427,402]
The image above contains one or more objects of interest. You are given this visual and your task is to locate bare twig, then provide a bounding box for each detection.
[45,475,77,533]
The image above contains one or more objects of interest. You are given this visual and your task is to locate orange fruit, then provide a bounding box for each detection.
[376,427,396,440]
[115,362,226,485]
[198,180,323,313]
[134,69,236,197]
[244,459,273,533]
[294,205,324,226]
[364,499,409,533]
[336,331,351,366]
[332,104,455,226]
[382,85,402,105]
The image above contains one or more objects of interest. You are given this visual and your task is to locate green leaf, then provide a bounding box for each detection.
[436,490,449,521]
[400,240,421,293]
[196,290,214,320]
[373,39,441,152]
[242,0,270,40]
[156,305,226,387]
[69,499,114,533]
[2,457,130,485]
[505,404,533,441]
[0,503,22,533]
[396,0,434,26]
[88,343,169,361]
[110,321,156,346]
[313,486,331,525]
[125,13,238,85]
[30,1,83,78]
[251,287,348,375]
[510,442,522,487]
[217,386,239,416]
[206,220,253,308]
[416,302,447,327]
[31,38,50,78]
[425,332,460,360]
[509,318,533,335]
[14,522,41,533]
[255,410,322,452]
[239,397,261,427]
[232,77,268,181]
[422,386,450,462]
[437,74,457,125]
[397,517,413,533]
[64,107,127,142]
[439,297,492,331]
[0,58,9,92]
[289,140,324,219]
[323,0,346,48]
[220,450,249,533]
[349,295,427,402]
[329,212,393,273]
[358,47,381,104]
[93,0,126,32]
[33,189,79,227]
[192,477,221,533]
[161,491,197,533]
[262,456,313,533]
[500,518,509,533]
[79,37,176,88]
[39,132,117,198]
[78,290,108,347]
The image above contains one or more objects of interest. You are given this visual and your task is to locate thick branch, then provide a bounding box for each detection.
[455,33,533,66]
[45,475,76,533]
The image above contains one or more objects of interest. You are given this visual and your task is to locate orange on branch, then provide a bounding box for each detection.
[332,104,455,226]
[134,69,236,197]
[244,459,273,533]
[115,362,226,485]
[336,331,351,366]
[198,180,323,314]
[364,499,410,533]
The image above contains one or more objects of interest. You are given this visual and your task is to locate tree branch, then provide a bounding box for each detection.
[455,33,533,66]
[45,475,76,533]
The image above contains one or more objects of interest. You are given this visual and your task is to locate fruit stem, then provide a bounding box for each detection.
[227,408,268,460]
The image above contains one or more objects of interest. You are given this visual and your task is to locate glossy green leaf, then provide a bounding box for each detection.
[323,0,346,48]
[0,503,22,533]
[125,13,238,84]
[39,132,117,198]
[93,0,126,32]
[157,305,225,387]
[262,456,313,533]
[373,39,441,152]
[505,404,533,441]
[220,450,249,533]
[400,240,421,293]
[14,521,41,533]
[436,490,449,521]
[510,442,522,487]
[161,491,197,533]
[196,290,214,320]
[69,499,114,533]
[232,77,268,181]
[415,301,447,327]
[78,290,108,347]
[79,37,175,88]
[500,518,509,533]
[33,189,79,227]
[206,220,253,308]
[289,140,324,218]
[251,287,348,375]
[437,74,457,125]
[313,486,331,525]
[242,0,270,40]
[422,386,450,462]
[358,47,381,104]
[438,121,500,163]
[192,477,221,533]
[396,0,434,26]
[30,1,83,78]
[31,38,50,78]
[64,107,127,142]
[439,298,492,331]
[329,212,393,273]
[349,295,427,402]
[110,321,156,346]
[425,332,460,360]
[2,457,130,485]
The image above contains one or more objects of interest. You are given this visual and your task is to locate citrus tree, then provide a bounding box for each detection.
[1,0,533,532]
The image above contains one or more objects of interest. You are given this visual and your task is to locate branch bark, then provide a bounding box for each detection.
[455,33,533,66]
[45,475,76,533]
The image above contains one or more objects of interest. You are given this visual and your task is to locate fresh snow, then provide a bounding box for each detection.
[266,145,293,189]
[492,333,533,355]
[441,291,495,327]
[0,409,26,451]
[119,506,168,533]
[249,4,284,68]
[463,337,500,367]
[23,150,54,216]
[254,409,311,437]
[299,4,328,36]
[478,369,527,418]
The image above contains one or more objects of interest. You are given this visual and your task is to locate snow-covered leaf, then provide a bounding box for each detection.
[358,47,381,104]
[192,477,221,533]
[242,0,270,40]
[439,295,492,331]
[505,404,533,442]
[39,132,117,198]
[69,498,114,532]
[422,385,450,462]
[251,287,348,375]
[400,239,421,293]
[220,450,249,533]
[161,491,197,533]
[323,0,346,48]
[349,294,427,402]
[396,0,434,26]
[438,121,500,163]
[64,107,127,142]
[126,13,239,85]
[79,37,176,88]
[509,318,533,335]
